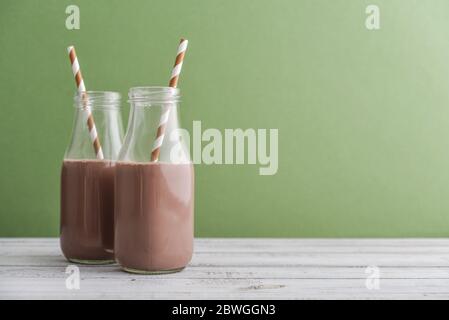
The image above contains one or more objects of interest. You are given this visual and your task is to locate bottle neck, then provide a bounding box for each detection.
[119,103,188,163]
[65,96,124,161]
[74,91,121,110]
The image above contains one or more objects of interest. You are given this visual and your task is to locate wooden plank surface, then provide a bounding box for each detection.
[1,238,449,299]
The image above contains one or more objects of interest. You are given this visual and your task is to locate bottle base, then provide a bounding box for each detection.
[121,266,185,275]
[68,258,115,265]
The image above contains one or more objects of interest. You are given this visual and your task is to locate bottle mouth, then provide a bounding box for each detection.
[74,91,121,109]
[128,86,181,105]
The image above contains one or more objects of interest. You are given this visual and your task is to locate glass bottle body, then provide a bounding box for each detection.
[60,91,123,264]
[115,87,194,274]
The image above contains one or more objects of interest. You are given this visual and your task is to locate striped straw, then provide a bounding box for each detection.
[67,46,104,160]
[150,38,188,162]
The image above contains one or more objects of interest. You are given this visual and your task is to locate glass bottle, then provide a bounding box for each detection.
[60,91,124,264]
[115,87,194,274]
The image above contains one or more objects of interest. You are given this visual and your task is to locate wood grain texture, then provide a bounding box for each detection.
[1,238,449,299]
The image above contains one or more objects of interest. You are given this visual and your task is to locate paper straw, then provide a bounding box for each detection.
[67,46,104,160]
[150,38,188,162]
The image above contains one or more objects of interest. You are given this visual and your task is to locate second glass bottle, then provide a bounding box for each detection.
[60,91,124,264]
[115,87,194,274]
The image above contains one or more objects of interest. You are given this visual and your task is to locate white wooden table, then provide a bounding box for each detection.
[1,238,449,299]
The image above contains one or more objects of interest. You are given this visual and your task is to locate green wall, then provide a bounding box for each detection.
[1,0,449,237]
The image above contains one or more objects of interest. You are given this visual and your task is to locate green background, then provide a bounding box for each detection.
[1,0,449,237]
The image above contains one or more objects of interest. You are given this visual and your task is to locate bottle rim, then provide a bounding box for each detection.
[73,91,121,110]
[128,86,181,105]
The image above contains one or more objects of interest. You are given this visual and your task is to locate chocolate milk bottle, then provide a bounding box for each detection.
[115,87,194,274]
[60,91,123,264]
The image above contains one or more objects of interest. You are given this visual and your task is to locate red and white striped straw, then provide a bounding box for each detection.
[67,46,104,160]
[150,38,188,162]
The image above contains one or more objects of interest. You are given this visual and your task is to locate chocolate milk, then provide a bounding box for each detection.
[60,159,115,263]
[114,162,194,273]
